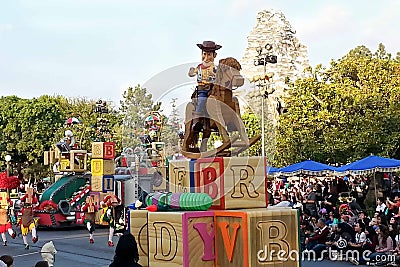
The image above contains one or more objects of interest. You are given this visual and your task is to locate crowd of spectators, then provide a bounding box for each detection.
[268,174,400,266]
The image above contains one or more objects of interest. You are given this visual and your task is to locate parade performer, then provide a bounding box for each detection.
[188,40,221,131]
[20,187,39,249]
[100,194,124,247]
[0,192,16,246]
[81,196,98,244]
[56,129,75,152]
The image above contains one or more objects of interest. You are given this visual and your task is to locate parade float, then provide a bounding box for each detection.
[37,107,118,228]
[128,41,300,267]
[37,107,169,228]
[114,110,168,207]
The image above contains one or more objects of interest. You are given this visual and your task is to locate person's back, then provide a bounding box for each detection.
[109,233,142,267]
[35,261,49,267]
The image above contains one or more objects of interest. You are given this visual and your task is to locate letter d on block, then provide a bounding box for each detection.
[153,222,178,261]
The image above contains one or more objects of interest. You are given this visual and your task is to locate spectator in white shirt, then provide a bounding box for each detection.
[349,222,366,248]
[376,197,387,213]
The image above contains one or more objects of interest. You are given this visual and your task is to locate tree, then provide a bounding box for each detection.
[0,95,66,177]
[275,44,400,166]
[241,111,276,160]
[120,85,154,148]
[0,95,122,179]
[159,98,182,152]
[58,97,122,153]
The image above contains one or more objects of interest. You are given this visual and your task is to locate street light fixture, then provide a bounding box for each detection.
[253,44,278,158]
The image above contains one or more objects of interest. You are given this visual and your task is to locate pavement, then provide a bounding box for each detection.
[0,227,359,267]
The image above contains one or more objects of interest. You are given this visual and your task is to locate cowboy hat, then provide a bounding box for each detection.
[196,41,222,52]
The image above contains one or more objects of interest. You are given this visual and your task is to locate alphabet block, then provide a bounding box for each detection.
[148,211,215,267]
[91,176,102,192]
[69,150,88,172]
[195,157,267,209]
[26,187,34,204]
[86,196,95,213]
[91,142,116,159]
[90,192,101,209]
[102,175,114,192]
[60,159,70,171]
[91,159,114,176]
[0,192,8,207]
[49,150,55,165]
[44,151,49,165]
[214,208,300,267]
[168,159,195,193]
[44,150,56,165]
[129,210,149,267]
[94,192,110,225]
[152,167,168,192]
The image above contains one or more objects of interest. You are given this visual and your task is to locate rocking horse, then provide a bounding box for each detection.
[182,57,261,159]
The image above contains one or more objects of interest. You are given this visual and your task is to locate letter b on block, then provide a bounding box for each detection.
[91,142,115,159]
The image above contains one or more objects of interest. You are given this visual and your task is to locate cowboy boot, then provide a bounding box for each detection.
[191,112,203,133]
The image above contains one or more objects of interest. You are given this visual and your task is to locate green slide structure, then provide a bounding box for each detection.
[40,175,88,204]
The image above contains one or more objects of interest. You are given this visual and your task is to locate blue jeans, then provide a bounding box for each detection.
[196,90,209,114]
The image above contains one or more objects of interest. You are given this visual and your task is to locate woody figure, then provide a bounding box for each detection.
[188,41,221,132]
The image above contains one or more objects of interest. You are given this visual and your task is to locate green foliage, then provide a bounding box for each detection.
[0,95,65,176]
[120,85,154,148]
[241,111,276,160]
[275,44,400,167]
[159,98,181,151]
[0,95,122,178]
[241,112,261,156]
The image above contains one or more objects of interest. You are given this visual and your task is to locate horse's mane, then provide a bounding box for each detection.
[219,57,241,71]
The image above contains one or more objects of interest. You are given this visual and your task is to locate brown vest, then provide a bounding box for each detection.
[21,207,34,227]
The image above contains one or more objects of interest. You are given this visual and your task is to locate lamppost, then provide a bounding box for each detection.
[253,44,277,158]
[4,155,11,178]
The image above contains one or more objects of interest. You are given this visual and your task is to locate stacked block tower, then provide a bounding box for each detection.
[90,141,116,224]
[129,156,300,267]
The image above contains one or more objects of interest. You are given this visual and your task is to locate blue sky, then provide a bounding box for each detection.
[1,0,399,108]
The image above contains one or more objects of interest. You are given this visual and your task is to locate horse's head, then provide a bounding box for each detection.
[215,57,244,90]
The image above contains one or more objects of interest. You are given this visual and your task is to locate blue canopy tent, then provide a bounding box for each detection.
[336,155,400,174]
[336,155,400,200]
[277,159,337,177]
[266,166,280,176]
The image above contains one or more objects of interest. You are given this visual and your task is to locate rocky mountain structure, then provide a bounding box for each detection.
[239,9,310,124]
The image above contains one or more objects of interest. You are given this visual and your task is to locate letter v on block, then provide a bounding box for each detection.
[218,221,240,262]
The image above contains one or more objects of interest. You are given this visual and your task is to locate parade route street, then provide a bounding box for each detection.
[0,228,358,267]
[1,227,114,267]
